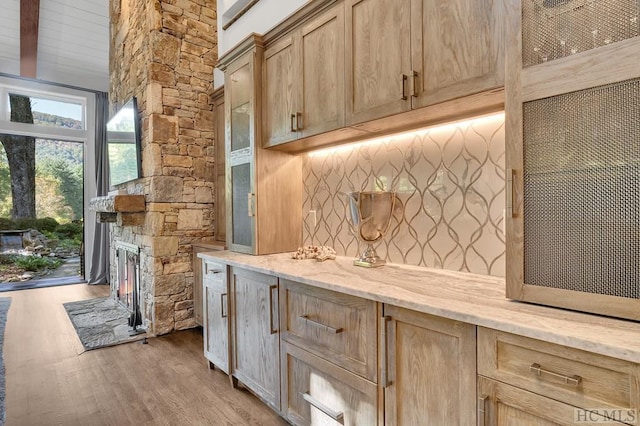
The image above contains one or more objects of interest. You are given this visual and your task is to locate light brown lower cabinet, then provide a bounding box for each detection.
[382,305,477,425]
[281,341,377,426]
[280,297,478,426]
[199,265,638,425]
[202,260,229,373]
[193,243,224,326]
[229,267,281,410]
[477,376,629,425]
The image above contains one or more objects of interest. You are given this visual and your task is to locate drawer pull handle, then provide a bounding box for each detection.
[205,264,223,275]
[529,363,582,386]
[299,315,343,334]
[290,113,296,132]
[381,316,392,388]
[478,395,488,426]
[269,285,278,335]
[301,392,344,424]
[220,293,227,318]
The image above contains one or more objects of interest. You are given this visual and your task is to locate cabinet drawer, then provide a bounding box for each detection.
[202,260,225,284]
[478,376,631,425]
[281,341,377,426]
[279,279,377,381]
[478,328,640,411]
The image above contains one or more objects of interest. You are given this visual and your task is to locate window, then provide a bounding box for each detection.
[0,83,88,143]
[8,94,84,130]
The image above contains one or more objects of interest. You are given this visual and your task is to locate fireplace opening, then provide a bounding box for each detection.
[115,241,144,335]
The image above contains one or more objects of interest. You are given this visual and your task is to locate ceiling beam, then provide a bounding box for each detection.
[20,0,40,79]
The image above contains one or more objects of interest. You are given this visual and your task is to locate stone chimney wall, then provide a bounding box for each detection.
[109,0,218,334]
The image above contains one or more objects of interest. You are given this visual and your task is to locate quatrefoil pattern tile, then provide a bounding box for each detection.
[302,114,506,277]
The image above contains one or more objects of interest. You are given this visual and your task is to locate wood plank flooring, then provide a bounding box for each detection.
[3,284,287,425]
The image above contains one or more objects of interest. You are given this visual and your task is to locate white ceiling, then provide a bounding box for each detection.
[0,0,110,92]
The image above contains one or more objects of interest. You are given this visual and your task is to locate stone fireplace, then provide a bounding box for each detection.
[107,0,219,335]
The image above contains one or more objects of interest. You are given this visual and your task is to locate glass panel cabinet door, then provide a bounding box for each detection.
[231,162,252,249]
[226,52,256,254]
[229,63,252,152]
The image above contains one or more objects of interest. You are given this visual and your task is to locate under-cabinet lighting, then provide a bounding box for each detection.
[307,111,505,157]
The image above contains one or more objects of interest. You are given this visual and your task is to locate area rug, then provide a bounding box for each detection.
[0,297,12,426]
[63,297,147,351]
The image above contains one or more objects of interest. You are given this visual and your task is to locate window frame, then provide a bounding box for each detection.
[0,74,98,281]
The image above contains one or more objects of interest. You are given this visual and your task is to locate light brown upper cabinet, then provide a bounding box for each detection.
[263,3,345,147]
[346,0,412,125]
[218,34,302,255]
[346,0,505,125]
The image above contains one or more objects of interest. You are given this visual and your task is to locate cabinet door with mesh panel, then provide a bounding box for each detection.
[505,0,640,320]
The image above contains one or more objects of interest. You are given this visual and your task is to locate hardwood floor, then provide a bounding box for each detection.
[3,284,287,425]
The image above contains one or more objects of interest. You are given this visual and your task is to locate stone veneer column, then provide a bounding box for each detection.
[109,0,218,334]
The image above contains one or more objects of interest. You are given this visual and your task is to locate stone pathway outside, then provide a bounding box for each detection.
[46,257,81,279]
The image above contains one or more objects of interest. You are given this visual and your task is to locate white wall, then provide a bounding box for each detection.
[214,0,309,87]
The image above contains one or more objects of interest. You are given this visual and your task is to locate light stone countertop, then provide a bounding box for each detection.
[198,250,640,364]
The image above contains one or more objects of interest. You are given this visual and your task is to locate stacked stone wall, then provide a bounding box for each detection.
[109,0,218,334]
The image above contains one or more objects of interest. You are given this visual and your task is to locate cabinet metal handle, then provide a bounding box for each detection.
[301,392,344,424]
[220,293,227,318]
[401,74,408,100]
[411,70,418,97]
[478,395,488,426]
[205,264,223,275]
[268,284,278,335]
[299,315,343,334]
[296,112,303,131]
[290,113,296,132]
[506,169,516,218]
[530,363,582,386]
[381,316,392,387]
[247,193,255,217]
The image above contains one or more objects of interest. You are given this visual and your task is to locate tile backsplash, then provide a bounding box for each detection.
[302,113,506,277]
